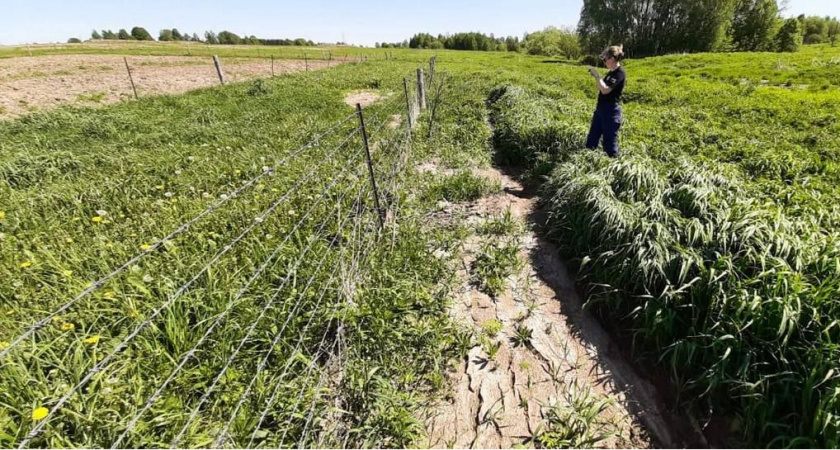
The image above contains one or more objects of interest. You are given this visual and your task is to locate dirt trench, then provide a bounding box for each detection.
[420,162,682,449]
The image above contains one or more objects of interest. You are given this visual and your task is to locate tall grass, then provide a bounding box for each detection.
[489,84,840,447]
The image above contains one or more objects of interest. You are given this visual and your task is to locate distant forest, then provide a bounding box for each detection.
[81,27,317,47]
[379,1,839,58]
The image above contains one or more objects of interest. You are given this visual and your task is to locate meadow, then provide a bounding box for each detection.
[2,41,840,448]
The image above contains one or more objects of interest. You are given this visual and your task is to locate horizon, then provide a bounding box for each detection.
[1,0,836,47]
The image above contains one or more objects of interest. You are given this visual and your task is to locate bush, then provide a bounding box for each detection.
[67,38,81,44]
[523,26,582,59]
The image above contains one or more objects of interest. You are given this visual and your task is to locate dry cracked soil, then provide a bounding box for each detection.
[419,161,682,449]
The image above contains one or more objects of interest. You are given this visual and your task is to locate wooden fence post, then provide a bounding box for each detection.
[124,57,138,100]
[417,68,426,110]
[270,55,275,77]
[212,55,226,85]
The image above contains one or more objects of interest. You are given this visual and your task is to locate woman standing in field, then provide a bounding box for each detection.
[586,45,626,158]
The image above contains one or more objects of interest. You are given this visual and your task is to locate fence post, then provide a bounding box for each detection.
[416,68,426,110]
[123,57,138,100]
[212,55,226,85]
[355,103,385,229]
[304,53,308,71]
[403,77,414,133]
[429,56,436,84]
[270,55,275,77]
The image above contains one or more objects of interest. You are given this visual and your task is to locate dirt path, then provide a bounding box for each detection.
[0,54,335,118]
[421,163,681,449]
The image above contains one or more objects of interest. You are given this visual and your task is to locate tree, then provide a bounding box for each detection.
[729,0,780,51]
[172,28,183,41]
[801,16,828,43]
[67,37,82,44]
[828,19,840,46]
[159,29,174,41]
[102,30,117,40]
[524,27,581,59]
[578,0,737,57]
[204,31,219,44]
[775,17,802,52]
[131,27,154,41]
[118,29,132,40]
[191,33,202,42]
[91,29,102,40]
[217,30,242,45]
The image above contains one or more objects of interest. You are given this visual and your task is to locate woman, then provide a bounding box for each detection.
[586,45,626,158]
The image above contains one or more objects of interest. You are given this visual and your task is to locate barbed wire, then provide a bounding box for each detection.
[0,111,358,361]
[212,183,370,448]
[110,146,367,448]
[168,176,368,448]
[16,126,363,449]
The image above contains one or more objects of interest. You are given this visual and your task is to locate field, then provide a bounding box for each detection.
[1,40,840,448]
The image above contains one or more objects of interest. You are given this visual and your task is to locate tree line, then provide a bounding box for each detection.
[75,27,315,46]
[578,0,840,57]
[376,28,582,59]
[374,1,838,59]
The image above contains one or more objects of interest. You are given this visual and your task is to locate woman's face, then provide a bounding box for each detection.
[602,54,618,70]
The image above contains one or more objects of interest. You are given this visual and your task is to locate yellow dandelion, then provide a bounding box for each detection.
[62,270,73,277]
[0,211,5,219]
[0,341,8,351]
[52,316,62,323]
[66,237,74,244]
[85,282,94,288]
[32,407,49,421]
[20,261,32,269]
[234,169,242,175]
[60,323,75,332]
[103,292,116,300]
[91,216,104,223]
[129,309,139,318]
[83,335,101,345]
[256,184,265,191]
[155,185,164,190]
[271,188,279,193]
[140,244,152,251]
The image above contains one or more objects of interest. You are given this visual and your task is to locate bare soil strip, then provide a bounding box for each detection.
[0,54,334,118]
[421,163,681,449]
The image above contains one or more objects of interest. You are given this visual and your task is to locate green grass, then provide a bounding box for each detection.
[424,170,499,203]
[0,58,466,448]
[75,91,107,103]
[472,240,522,297]
[477,45,840,447]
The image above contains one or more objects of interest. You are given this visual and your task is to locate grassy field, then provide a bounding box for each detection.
[0,40,434,61]
[2,42,840,448]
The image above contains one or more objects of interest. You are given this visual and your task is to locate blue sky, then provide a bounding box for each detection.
[0,0,837,46]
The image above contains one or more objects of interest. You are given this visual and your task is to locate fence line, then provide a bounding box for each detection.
[169,99,405,446]
[11,60,436,449]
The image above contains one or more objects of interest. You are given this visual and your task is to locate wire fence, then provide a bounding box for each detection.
[2,60,438,449]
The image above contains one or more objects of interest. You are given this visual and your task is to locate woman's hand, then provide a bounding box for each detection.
[588,67,600,78]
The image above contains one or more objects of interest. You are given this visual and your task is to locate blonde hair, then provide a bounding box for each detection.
[603,44,625,61]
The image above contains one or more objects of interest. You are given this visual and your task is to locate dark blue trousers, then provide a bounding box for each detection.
[586,103,622,158]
